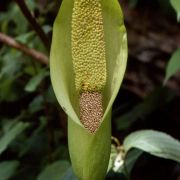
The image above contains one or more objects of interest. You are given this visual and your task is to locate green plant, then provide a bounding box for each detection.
[0,0,180,180]
[170,0,180,21]
[50,0,127,179]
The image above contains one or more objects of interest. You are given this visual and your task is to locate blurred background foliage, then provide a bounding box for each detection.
[0,0,179,180]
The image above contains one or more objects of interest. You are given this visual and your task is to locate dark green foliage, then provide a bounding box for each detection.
[0,1,69,179]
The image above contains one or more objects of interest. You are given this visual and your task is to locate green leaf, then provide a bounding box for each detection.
[123,130,180,162]
[0,50,22,79]
[50,0,128,127]
[37,161,70,180]
[44,86,57,103]
[28,95,44,113]
[24,70,49,92]
[15,31,35,44]
[0,78,17,101]
[1,4,28,34]
[123,149,142,175]
[0,50,24,101]
[0,161,19,180]
[170,0,180,21]
[61,167,77,180]
[42,25,52,34]
[0,122,29,154]
[164,49,180,84]
[18,116,48,157]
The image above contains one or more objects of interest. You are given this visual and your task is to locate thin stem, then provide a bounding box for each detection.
[14,0,51,50]
[0,32,49,65]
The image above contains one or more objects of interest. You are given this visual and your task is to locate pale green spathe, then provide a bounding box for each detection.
[50,0,127,130]
[68,111,111,180]
[50,0,127,179]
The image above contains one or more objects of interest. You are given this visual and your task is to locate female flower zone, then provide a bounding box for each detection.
[50,0,127,179]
